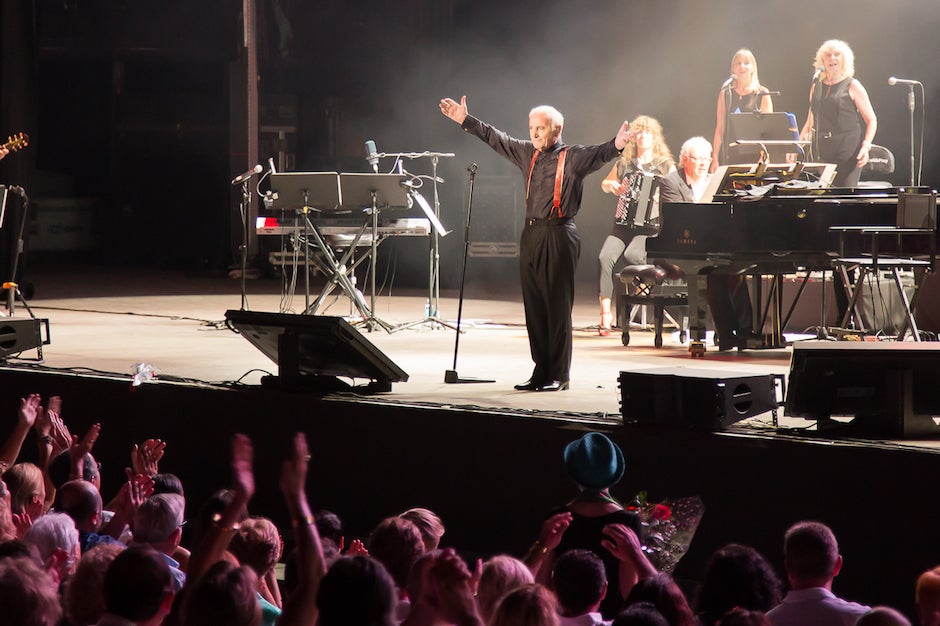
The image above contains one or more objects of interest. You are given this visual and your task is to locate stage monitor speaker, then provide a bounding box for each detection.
[619,368,781,429]
[0,318,50,359]
[224,310,408,394]
[785,341,940,438]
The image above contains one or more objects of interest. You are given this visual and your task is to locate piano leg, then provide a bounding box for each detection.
[686,272,709,357]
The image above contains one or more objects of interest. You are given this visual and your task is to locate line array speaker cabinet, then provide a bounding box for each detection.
[619,368,780,429]
[0,318,50,359]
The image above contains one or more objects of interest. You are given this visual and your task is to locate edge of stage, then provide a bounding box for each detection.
[1,265,938,617]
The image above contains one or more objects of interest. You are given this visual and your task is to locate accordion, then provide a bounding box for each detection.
[614,172,661,234]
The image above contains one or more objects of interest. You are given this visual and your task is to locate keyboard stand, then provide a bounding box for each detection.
[299,210,374,321]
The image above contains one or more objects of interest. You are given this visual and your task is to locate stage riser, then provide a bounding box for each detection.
[1,367,937,619]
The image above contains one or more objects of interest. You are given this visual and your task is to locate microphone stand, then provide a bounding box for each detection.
[445,163,494,384]
[378,149,457,331]
[722,84,733,166]
[238,180,251,310]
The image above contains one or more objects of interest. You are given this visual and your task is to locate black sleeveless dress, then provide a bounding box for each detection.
[812,77,864,186]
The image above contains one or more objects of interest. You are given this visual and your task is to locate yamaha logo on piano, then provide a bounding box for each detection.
[676,229,696,246]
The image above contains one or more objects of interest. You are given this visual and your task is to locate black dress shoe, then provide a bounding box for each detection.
[514,380,541,391]
[535,380,569,392]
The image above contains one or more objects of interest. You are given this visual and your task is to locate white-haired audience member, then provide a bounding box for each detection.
[132,493,187,590]
[23,511,80,586]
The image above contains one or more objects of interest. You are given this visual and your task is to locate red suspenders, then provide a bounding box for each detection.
[526,147,569,219]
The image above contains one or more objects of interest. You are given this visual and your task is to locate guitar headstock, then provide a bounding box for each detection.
[3,132,29,153]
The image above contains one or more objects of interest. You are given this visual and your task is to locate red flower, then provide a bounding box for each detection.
[651,504,672,521]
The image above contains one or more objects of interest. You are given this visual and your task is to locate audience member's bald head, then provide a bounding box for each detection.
[57,480,103,529]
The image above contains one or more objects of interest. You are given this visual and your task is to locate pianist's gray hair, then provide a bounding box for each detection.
[529,105,564,132]
[679,136,712,166]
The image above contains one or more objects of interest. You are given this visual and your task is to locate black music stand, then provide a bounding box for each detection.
[271,172,341,212]
[726,112,800,164]
[339,173,411,331]
[270,173,366,318]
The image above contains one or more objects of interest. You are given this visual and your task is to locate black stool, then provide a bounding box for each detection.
[617,259,688,348]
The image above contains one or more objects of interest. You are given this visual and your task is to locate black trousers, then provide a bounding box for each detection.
[707,273,753,348]
[519,219,580,383]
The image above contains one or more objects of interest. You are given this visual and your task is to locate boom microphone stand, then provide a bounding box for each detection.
[445,163,494,384]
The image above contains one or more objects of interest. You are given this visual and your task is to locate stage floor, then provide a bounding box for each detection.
[3,265,799,417]
[5,264,936,448]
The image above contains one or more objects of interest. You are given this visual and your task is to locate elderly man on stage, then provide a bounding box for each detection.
[440,95,633,391]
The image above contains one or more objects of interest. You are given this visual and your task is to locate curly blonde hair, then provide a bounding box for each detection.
[622,115,674,167]
[814,39,855,78]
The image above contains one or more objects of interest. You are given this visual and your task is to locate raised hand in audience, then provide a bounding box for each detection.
[347,538,369,555]
[0,393,42,474]
[131,438,166,477]
[428,548,483,626]
[12,511,32,539]
[277,432,326,626]
[187,433,255,582]
[103,471,155,539]
[524,510,572,577]
[69,423,101,481]
[602,522,657,599]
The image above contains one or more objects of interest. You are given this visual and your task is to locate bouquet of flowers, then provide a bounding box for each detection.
[628,492,704,573]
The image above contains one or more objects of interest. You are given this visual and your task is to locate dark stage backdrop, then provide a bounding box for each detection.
[0,0,937,285]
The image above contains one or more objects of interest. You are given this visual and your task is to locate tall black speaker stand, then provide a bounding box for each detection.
[445,163,494,384]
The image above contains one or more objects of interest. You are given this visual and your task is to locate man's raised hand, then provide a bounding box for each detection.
[439,96,468,125]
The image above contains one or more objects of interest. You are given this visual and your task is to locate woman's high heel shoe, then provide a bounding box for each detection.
[599,312,614,336]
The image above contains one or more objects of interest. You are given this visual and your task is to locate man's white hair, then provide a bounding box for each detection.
[24,512,79,563]
[134,493,185,544]
[529,105,564,131]
[680,136,712,163]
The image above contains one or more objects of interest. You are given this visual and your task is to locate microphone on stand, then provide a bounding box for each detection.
[812,67,823,83]
[888,76,921,86]
[231,164,262,185]
[268,157,277,174]
[365,140,380,173]
[720,75,735,90]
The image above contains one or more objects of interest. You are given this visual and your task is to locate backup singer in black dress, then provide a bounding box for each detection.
[799,39,877,188]
[597,115,675,336]
[711,48,774,171]
[439,95,633,391]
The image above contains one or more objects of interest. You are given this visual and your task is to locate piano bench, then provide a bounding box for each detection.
[617,262,688,348]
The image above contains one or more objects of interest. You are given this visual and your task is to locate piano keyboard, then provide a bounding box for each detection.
[256,215,430,237]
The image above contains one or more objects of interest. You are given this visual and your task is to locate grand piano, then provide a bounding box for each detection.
[646,181,937,351]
